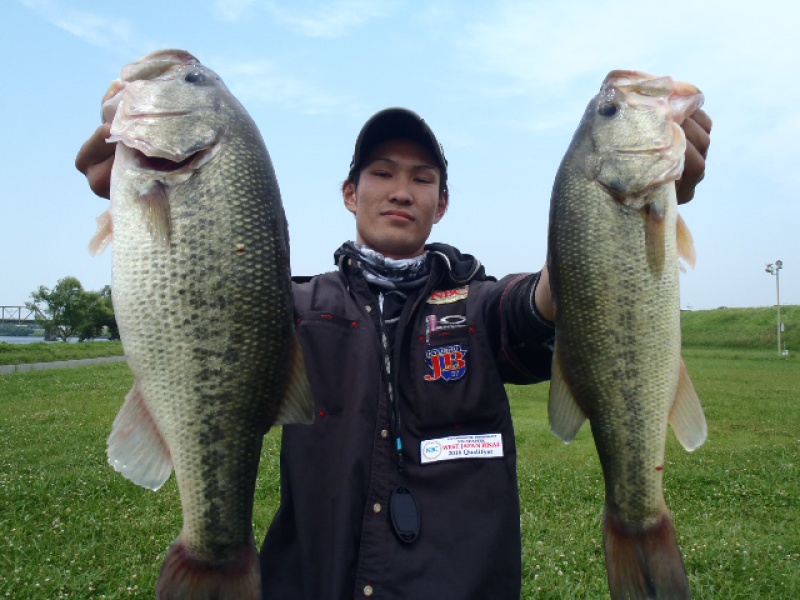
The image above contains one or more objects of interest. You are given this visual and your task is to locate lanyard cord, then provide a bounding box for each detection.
[378,291,405,473]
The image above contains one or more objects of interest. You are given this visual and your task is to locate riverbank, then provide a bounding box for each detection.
[0,340,124,366]
[0,355,127,375]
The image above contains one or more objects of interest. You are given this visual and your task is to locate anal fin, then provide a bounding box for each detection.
[272,336,314,427]
[107,382,173,491]
[548,347,587,443]
[669,358,707,451]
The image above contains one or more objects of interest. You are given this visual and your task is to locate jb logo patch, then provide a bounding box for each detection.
[424,344,468,382]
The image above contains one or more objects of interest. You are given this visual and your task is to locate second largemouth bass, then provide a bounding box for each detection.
[547,70,707,600]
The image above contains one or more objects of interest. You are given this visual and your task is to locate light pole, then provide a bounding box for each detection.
[765,260,783,355]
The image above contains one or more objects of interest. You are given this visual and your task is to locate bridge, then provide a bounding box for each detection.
[0,306,37,324]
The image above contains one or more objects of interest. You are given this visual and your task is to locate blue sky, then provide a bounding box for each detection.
[3,0,798,311]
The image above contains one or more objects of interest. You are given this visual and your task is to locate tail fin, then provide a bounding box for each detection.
[156,534,260,600]
[603,504,692,599]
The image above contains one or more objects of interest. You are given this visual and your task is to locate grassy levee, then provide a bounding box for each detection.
[682,305,799,352]
[0,341,124,366]
[1,309,799,597]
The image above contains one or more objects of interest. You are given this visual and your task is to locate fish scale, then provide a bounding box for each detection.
[547,70,707,599]
[91,49,313,600]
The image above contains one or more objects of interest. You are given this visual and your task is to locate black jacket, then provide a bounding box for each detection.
[261,243,554,600]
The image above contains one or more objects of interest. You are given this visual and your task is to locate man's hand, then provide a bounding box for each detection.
[534,264,556,323]
[676,108,712,204]
[75,122,115,200]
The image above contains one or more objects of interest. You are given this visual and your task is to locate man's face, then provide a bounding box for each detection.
[343,138,448,259]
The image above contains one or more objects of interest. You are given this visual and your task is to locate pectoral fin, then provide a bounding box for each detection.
[548,349,587,443]
[107,382,173,491]
[668,359,707,451]
[89,210,114,256]
[677,214,696,271]
[645,200,666,273]
[138,182,172,246]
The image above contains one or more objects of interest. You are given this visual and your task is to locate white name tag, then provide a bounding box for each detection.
[420,433,504,465]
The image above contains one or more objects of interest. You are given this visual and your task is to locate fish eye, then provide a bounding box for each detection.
[597,103,618,117]
[184,70,207,85]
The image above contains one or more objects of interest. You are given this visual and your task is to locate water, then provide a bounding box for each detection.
[0,336,45,344]
[0,336,88,344]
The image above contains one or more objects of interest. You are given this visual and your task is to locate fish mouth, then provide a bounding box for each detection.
[119,142,216,174]
[611,145,671,156]
[131,150,199,172]
[123,110,194,119]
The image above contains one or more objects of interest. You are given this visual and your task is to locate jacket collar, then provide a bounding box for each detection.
[425,242,491,285]
[334,241,492,286]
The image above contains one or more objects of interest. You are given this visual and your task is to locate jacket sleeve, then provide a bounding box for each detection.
[481,272,555,384]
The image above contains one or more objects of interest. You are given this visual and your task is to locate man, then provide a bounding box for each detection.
[77,105,711,599]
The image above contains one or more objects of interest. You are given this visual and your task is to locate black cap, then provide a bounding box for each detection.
[348,108,448,186]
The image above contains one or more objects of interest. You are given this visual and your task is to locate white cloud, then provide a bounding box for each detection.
[460,0,799,96]
[19,0,140,54]
[264,0,402,38]
[212,0,259,22]
[455,0,800,142]
[212,58,358,114]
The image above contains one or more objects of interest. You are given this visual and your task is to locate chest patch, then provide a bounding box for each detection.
[421,433,504,464]
[426,285,469,304]
[424,344,468,382]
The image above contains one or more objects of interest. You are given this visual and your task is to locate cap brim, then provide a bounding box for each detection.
[349,108,447,179]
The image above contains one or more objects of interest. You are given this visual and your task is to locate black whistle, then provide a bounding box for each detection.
[390,486,420,543]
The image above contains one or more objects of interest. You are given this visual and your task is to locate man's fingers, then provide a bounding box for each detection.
[687,108,713,136]
[75,123,113,174]
[676,141,704,204]
[683,112,711,158]
[75,123,115,200]
[675,109,712,204]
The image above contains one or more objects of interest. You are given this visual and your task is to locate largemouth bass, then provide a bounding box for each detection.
[89,49,313,600]
[547,71,707,599]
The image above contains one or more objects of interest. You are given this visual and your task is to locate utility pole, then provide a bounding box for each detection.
[765,260,783,355]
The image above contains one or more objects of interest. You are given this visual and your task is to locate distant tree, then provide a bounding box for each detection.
[79,285,119,341]
[27,277,101,342]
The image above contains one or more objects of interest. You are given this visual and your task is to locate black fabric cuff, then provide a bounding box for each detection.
[500,272,555,383]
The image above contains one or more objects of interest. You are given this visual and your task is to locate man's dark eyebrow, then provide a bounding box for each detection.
[370,157,438,171]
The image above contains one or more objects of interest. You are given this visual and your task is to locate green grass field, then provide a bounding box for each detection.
[0,341,123,366]
[1,308,798,598]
